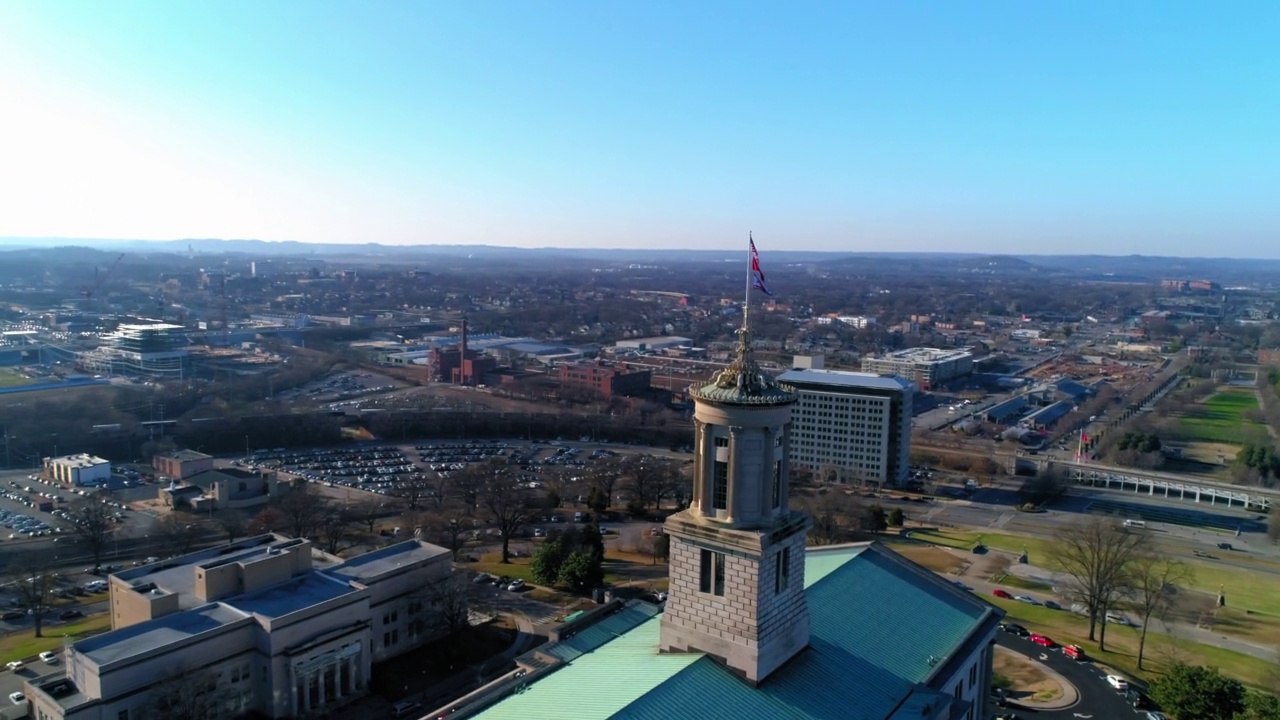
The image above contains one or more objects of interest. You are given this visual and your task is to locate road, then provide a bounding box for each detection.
[995,633,1150,719]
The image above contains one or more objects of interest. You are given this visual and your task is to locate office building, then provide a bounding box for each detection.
[78,323,190,379]
[778,368,914,486]
[558,361,652,398]
[861,347,973,390]
[44,454,112,487]
[25,534,452,720]
[152,449,214,480]
[159,468,281,511]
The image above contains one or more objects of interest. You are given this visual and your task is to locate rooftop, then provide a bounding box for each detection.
[881,347,973,363]
[325,540,450,584]
[777,369,913,392]
[74,602,250,667]
[49,453,109,468]
[473,543,1000,720]
[233,572,357,619]
[158,449,213,462]
[183,467,261,489]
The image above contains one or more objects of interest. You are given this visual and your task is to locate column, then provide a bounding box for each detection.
[761,426,775,519]
[302,673,311,714]
[697,421,714,514]
[779,423,792,509]
[726,426,742,522]
[334,661,344,700]
[317,668,326,707]
[291,673,300,716]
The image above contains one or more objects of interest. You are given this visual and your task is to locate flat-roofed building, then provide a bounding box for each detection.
[558,361,652,398]
[159,468,281,511]
[152,449,214,479]
[44,454,112,487]
[25,534,452,720]
[778,368,914,486]
[860,347,973,390]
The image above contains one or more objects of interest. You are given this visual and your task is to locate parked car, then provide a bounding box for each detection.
[5,661,22,671]
[8,692,24,705]
[1216,542,1233,550]
[1128,688,1152,708]
[1014,595,1040,605]
[1,610,23,621]
[992,589,1013,599]
[1063,644,1086,660]
[1043,600,1062,610]
[1107,674,1130,691]
[999,623,1029,636]
[38,651,58,664]
[58,609,84,621]
[1105,612,1134,626]
[1145,712,1168,720]
[507,580,526,592]
[1029,634,1055,648]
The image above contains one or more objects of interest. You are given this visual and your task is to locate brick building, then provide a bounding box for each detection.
[152,449,214,480]
[558,361,651,398]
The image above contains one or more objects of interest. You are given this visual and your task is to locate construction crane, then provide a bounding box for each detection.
[80,253,125,309]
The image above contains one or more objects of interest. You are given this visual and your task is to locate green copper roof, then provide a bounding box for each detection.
[689,326,795,407]
[470,543,1000,720]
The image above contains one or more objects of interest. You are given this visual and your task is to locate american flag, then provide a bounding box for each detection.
[750,236,773,296]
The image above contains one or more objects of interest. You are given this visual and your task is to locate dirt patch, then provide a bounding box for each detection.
[1168,441,1239,468]
[891,545,966,575]
[994,647,1063,703]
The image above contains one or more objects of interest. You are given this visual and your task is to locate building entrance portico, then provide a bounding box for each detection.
[292,641,363,715]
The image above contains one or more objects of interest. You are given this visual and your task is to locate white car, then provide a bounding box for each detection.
[1146,713,1168,720]
[1107,674,1129,691]
[507,580,526,592]
[5,660,22,671]
[38,651,58,664]
[8,691,24,705]
[1014,595,1040,605]
[1105,613,1133,626]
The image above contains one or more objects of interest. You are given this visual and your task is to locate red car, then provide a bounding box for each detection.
[992,589,1013,599]
[1030,634,1055,648]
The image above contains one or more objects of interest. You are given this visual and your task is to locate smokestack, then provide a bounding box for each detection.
[459,319,469,385]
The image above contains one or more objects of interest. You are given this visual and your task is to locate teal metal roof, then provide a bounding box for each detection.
[471,543,997,720]
[544,604,661,662]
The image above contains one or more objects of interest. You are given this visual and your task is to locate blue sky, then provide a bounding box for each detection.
[1,2,1278,256]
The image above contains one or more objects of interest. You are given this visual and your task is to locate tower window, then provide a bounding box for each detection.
[775,548,790,594]
[712,461,728,510]
[771,460,782,509]
[700,549,726,596]
[715,436,729,448]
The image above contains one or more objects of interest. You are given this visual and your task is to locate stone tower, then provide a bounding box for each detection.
[658,322,811,684]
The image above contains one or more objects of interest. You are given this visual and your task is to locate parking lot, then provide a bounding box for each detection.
[276,370,405,411]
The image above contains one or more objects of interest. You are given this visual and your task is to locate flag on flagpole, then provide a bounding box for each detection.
[1081,434,1090,443]
[749,238,773,295]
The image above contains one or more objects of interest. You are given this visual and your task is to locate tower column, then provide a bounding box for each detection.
[696,421,714,513]
[727,426,743,522]
[780,422,793,506]
[762,426,775,519]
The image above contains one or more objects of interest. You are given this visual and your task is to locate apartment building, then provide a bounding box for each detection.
[860,347,972,391]
[25,534,452,720]
[777,368,914,486]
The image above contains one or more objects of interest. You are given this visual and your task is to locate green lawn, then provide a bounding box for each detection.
[988,596,1275,689]
[0,614,112,664]
[0,368,33,388]
[1175,388,1270,444]
[1180,557,1280,616]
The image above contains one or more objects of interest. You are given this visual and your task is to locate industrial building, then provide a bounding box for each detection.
[152,449,214,480]
[428,320,498,385]
[612,336,693,352]
[25,535,453,720]
[44,454,112,487]
[860,347,973,390]
[160,468,282,511]
[452,316,1001,720]
[558,361,652,398]
[778,367,914,486]
[78,323,190,378]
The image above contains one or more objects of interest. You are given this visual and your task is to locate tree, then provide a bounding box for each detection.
[1018,469,1067,507]
[6,559,58,638]
[888,507,905,527]
[154,514,204,555]
[217,514,247,544]
[1148,663,1246,720]
[1127,553,1192,670]
[393,474,435,511]
[317,506,356,555]
[1242,692,1280,720]
[248,506,285,535]
[277,483,328,539]
[354,500,384,535]
[482,470,534,563]
[558,550,603,591]
[531,537,569,585]
[1054,517,1149,649]
[586,486,608,515]
[137,666,241,720]
[68,500,115,571]
[420,574,471,637]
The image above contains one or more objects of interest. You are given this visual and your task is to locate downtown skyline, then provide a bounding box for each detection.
[2,2,1279,257]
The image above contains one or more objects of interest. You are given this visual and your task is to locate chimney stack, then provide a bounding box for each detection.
[459,319,469,385]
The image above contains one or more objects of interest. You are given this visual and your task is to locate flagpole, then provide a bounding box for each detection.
[744,232,752,332]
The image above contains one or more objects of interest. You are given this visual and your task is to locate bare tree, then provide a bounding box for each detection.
[68,500,115,572]
[393,474,434,511]
[585,456,623,509]
[805,493,858,545]
[1127,553,1193,670]
[217,514,247,544]
[5,557,58,637]
[277,483,328,539]
[354,500,385,534]
[1054,517,1149,649]
[153,514,204,555]
[317,506,356,555]
[482,470,534,563]
[421,512,467,560]
[137,666,241,720]
[420,574,472,636]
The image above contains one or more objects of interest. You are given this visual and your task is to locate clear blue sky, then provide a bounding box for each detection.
[1,1,1278,256]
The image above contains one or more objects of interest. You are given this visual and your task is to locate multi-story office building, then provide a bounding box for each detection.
[25,534,452,720]
[778,368,914,486]
[860,347,972,390]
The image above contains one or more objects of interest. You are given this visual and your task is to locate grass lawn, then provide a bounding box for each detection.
[996,574,1055,592]
[1175,388,1270,445]
[988,597,1275,689]
[1180,557,1280,616]
[467,555,538,584]
[0,614,112,664]
[885,544,967,574]
[0,368,33,388]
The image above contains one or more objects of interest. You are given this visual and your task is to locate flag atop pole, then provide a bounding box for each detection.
[749,236,773,296]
